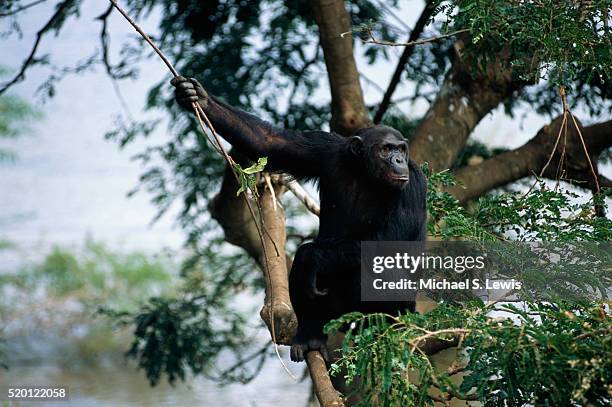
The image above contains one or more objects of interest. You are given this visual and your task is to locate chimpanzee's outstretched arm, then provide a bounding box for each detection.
[172,76,343,178]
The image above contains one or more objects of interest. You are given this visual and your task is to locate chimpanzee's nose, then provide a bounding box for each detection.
[394,157,403,164]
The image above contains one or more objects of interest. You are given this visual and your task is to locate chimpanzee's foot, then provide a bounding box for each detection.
[290,333,329,362]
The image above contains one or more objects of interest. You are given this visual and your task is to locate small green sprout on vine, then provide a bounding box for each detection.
[233,157,268,197]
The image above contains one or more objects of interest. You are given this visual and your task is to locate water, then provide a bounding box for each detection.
[1,346,310,407]
[1,290,313,407]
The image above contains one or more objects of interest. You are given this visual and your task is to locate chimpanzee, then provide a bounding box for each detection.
[172,76,427,362]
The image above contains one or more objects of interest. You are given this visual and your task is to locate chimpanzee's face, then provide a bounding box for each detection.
[349,125,410,188]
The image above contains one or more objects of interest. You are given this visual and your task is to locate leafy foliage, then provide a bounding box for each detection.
[102,240,268,386]
[424,164,611,241]
[119,295,252,385]
[0,241,182,369]
[0,68,40,161]
[326,301,611,406]
[1,240,175,308]
[449,0,612,114]
[321,170,612,404]
[452,0,611,85]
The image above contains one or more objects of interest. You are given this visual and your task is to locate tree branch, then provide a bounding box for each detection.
[419,335,461,356]
[448,118,612,202]
[282,177,320,216]
[258,178,298,345]
[0,0,47,17]
[307,352,346,406]
[373,1,435,123]
[0,0,75,95]
[209,155,297,345]
[360,28,470,49]
[97,4,134,80]
[583,119,612,152]
[410,42,530,170]
[310,0,371,135]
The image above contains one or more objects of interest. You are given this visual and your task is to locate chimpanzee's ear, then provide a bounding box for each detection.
[349,135,364,156]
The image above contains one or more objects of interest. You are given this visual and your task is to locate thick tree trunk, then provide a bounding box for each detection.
[258,178,297,345]
[209,152,296,344]
[410,43,528,170]
[310,0,372,135]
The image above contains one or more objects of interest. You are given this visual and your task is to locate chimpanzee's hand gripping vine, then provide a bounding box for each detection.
[172,77,427,362]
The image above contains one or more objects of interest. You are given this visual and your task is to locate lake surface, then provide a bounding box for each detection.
[1,340,310,407]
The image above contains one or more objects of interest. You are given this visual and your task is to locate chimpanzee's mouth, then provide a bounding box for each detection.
[389,174,409,181]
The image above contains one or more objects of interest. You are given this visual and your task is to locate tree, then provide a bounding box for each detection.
[1,0,610,405]
[0,67,39,162]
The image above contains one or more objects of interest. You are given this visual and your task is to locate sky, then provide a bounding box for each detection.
[0,0,609,265]
[0,0,183,262]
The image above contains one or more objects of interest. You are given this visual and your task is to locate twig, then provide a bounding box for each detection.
[107,0,178,76]
[282,178,320,216]
[97,3,134,81]
[522,87,568,197]
[575,327,612,340]
[373,1,435,123]
[0,0,73,95]
[409,328,471,353]
[555,111,568,191]
[360,73,386,94]
[96,5,136,123]
[107,0,296,380]
[431,380,479,402]
[538,114,567,179]
[263,173,278,211]
[524,86,601,199]
[344,27,470,48]
[0,0,47,17]
[213,345,268,383]
[447,363,467,376]
[568,111,600,193]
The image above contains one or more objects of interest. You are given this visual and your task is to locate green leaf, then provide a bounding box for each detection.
[243,157,268,174]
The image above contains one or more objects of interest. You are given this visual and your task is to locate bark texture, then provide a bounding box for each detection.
[257,179,297,345]
[311,0,372,135]
[307,352,346,407]
[209,153,296,345]
[449,118,612,202]
[410,43,529,171]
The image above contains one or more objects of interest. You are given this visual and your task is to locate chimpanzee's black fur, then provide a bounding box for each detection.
[172,76,427,362]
